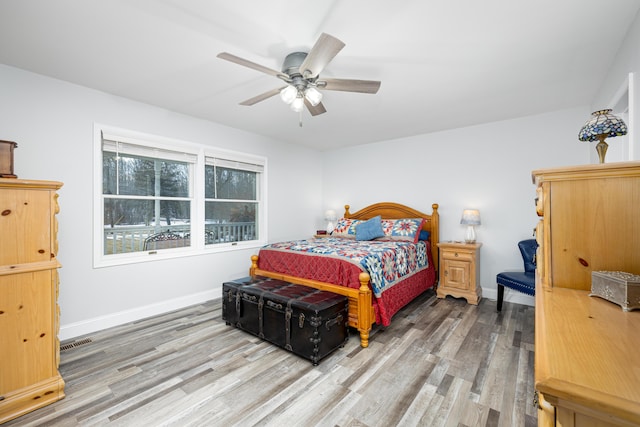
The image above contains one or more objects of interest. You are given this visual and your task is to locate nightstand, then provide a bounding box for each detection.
[437,242,482,304]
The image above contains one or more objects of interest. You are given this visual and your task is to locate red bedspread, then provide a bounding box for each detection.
[257,240,436,326]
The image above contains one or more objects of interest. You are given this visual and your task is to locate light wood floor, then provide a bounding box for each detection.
[5,290,537,427]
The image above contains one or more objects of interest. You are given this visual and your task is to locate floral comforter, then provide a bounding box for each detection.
[259,237,429,298]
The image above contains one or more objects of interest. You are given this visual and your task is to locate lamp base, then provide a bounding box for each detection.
[326,221,335,235]
[464,225,476,243]
[596,135,608,164]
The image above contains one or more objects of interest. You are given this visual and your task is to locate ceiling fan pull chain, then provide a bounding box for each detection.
[299,111,303,127]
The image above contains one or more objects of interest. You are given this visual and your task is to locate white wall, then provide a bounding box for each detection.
[321,108,591,305]
[0,64,322,340]
[592,9,640,161]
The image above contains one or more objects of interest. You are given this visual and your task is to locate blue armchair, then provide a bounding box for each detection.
[496,239,538,311]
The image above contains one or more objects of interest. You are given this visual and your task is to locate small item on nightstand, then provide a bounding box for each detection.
[316,230,327,235]
[590,271,640,311]
[0,140,18,178]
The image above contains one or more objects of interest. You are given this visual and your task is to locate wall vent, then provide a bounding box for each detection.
[60,337,93,352]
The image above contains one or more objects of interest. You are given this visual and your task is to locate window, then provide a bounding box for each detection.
[204,157,261,244]
[94,125,266,267]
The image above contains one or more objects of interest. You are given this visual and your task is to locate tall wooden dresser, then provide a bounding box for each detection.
[532,162,640,427]
[0,179,65,423]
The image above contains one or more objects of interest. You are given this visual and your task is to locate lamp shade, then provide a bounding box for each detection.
[578,109,627,142]
[324,209,337,221]
[290,95,304,112]
[304,87,323,106]
[460,209,481,225]
[280,85,297,104]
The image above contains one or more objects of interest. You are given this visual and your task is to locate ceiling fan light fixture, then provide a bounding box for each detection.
[280,85,297,104]
[290,95,304,112]
[304,87,323,107]
[217,33,381,119]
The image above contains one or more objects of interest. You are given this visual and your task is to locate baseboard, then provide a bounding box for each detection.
[482,287,535,307]
[59,289,219,341]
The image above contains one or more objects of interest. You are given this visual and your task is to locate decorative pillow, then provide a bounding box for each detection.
[332,217,362,237]
[379,218,425,243]
[355,215,385,241]
[419,230,430,241]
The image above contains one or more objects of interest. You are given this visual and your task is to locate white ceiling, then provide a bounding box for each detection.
[1,0,639,151]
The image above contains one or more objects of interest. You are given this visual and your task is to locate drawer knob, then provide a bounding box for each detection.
[454,252,459,257]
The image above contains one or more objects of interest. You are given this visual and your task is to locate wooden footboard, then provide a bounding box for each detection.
[250,255,375,348]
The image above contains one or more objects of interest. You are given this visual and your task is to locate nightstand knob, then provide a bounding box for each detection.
[454,252,459,257]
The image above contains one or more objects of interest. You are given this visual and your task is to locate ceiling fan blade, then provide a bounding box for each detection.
[239,87,285,106]
[305,99,327,116]
[320,78,381,94]
[299,33,345,79]
[217,52,288,80]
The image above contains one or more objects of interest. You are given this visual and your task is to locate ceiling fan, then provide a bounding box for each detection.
[217,33,381,118]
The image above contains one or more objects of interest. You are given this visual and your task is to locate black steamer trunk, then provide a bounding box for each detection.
[222,276,349,365]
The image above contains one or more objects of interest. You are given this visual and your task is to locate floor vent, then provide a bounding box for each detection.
[60,338,93,352]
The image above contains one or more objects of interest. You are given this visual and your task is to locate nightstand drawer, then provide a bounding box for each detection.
[442,250,473,262]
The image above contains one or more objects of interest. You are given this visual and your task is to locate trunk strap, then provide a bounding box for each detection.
[285,301,293,351]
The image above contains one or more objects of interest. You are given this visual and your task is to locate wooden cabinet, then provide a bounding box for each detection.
[532,162,640,427]
[0,178,65,423]
[436,242,481,304]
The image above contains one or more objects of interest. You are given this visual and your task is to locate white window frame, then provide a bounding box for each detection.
[93,124,267,268]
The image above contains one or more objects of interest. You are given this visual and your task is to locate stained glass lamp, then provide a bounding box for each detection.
[578,109,627,163]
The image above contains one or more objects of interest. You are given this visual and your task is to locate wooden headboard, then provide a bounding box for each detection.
[343,202,440,272]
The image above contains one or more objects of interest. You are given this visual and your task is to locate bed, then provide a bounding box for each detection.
[249,202,439,348]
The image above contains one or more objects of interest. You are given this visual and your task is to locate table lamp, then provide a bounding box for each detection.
[460,209,481,243]
[578,109,627,163]
[325,209,337,234]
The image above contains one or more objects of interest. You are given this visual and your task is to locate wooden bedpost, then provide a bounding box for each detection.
[250,254,259,277]
[431,203,439,272]
[357,272,373,348]
[344,204,351,216]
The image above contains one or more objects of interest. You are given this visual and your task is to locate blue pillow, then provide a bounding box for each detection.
[355,215,385,241]
[419,230,430,241]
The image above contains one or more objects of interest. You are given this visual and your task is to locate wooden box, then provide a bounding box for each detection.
[0,140,17,178]
[590,270,640,311]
